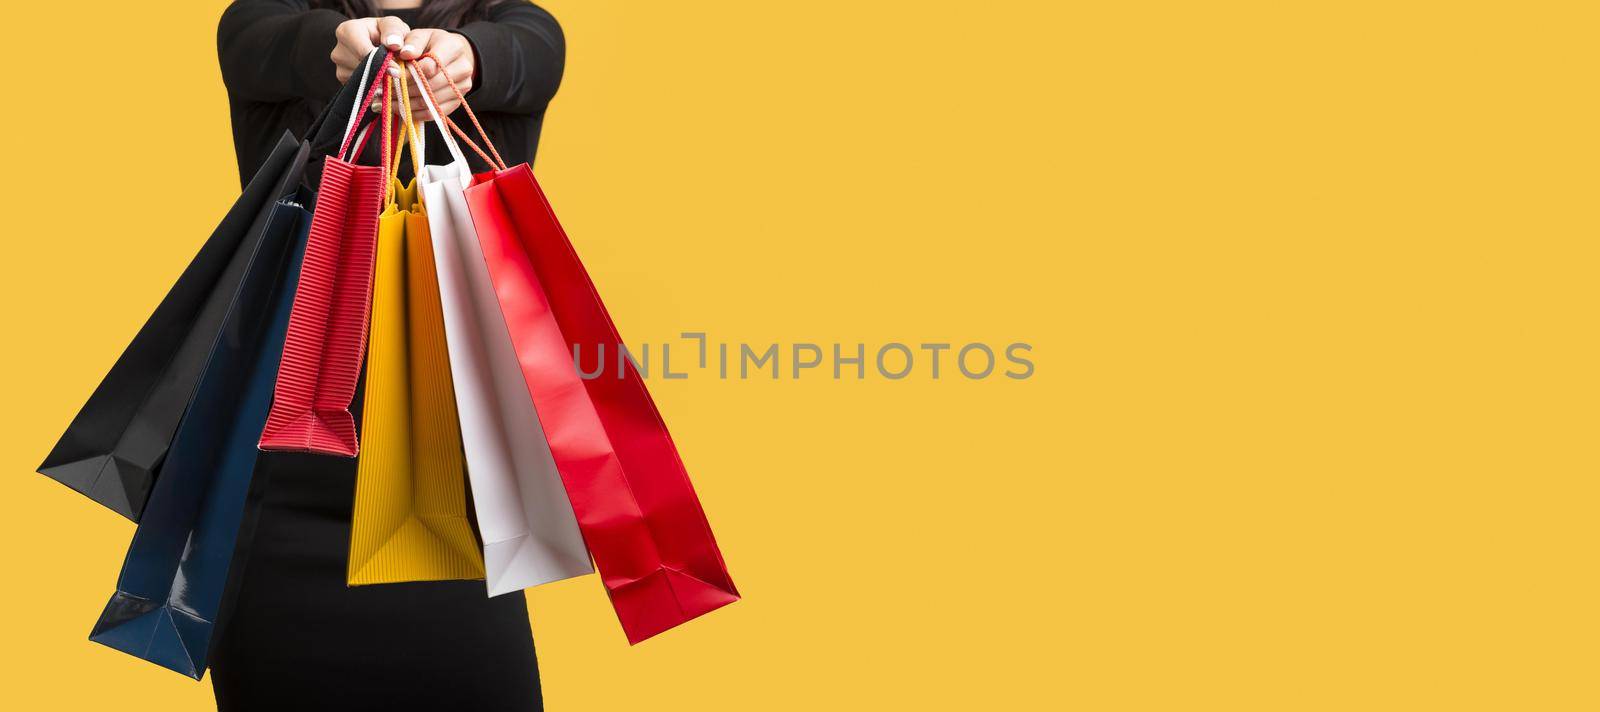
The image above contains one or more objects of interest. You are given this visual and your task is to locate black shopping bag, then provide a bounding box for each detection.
[39,49,389,520]
[38,133,306,520]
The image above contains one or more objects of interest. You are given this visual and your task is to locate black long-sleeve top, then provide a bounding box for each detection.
[218,0,564,187]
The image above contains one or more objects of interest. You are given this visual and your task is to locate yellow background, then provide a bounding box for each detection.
[0,1,1594,709]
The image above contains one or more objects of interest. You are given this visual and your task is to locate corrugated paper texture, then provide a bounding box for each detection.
[348,182,484,585]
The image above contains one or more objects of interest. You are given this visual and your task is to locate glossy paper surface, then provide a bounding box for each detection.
[465,165,737,643]
[90,199,311,678]
[421,160,593,593]
[37,133,304,520]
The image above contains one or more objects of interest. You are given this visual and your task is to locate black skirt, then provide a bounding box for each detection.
[210,383,542,711]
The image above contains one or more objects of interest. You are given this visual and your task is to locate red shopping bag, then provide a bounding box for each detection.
[259,52,394,456]
[432,71,738,643]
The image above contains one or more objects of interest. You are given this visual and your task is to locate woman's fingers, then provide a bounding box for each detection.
[374,32,472,119]
[434,96,463,118]
[336,17,379,48]
[416,31,471,77]
[377,17,413,78]
[400,29,441,61]
[412,91,461,118]
[376,16,411,51]
[404,92,442,121]
[448,56,474,85]
[397,55,470,120]
[332,18,378,79]
[424,58,473,99]
[333,47,365,81]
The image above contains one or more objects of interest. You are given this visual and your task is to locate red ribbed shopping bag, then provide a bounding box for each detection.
[259,54,393,456]
[428,68,738,643]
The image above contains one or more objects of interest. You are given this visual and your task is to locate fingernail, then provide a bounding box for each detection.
[387,66,399,77]
[402,44,417,56]
[385,34,402,47]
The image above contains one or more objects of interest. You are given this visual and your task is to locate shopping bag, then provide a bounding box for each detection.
[90,192,313,678]
[87,53,392,677]
[37,132,306,520]
[409,63,592,594]
[259,49,394,456]
[348,74,484,585]
[429,68,737,642]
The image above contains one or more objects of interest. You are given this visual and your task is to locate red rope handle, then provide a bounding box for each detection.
[348,78,381,162]
[409,65,500,171]
[448,117,502,172]
[420,52,507,170]
[339,56,395,161]
[380,73,393,202]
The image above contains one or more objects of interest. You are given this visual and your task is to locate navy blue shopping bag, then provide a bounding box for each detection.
[88,188,313,679]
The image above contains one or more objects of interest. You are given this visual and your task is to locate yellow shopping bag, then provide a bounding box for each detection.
[348,70,485,585]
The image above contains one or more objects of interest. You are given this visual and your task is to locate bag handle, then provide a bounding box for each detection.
[416,53,507,171]
[341,62,394,206]
[339,53,396,164]
[305,48,388,152]
[405,62,473,177]
[405,72,428,168]
[373,71,397,203]
[388,67,428,184]
[337,50,380,159]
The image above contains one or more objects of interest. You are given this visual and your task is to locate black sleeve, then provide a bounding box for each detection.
[218,0,347,104]
[455,1,566,114]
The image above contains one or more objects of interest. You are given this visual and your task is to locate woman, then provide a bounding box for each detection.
[219,0,563,186]
[211,2,563,710]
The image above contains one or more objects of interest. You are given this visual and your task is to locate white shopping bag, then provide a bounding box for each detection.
[412,65,593,595]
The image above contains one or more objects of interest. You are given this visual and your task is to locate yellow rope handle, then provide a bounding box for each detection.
[382,63,433,211]
[395,65,424,179]
[387,81,405,185]
[383,70,397,206]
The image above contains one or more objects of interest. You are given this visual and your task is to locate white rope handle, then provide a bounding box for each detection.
[339,49,381,162]
[402,73,427,162]
[390,73,428,175]
[407,62,471,185]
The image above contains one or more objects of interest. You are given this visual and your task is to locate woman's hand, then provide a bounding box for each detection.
[331,19,475,121]
[331,16,416,83]
[396,30,476,119]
